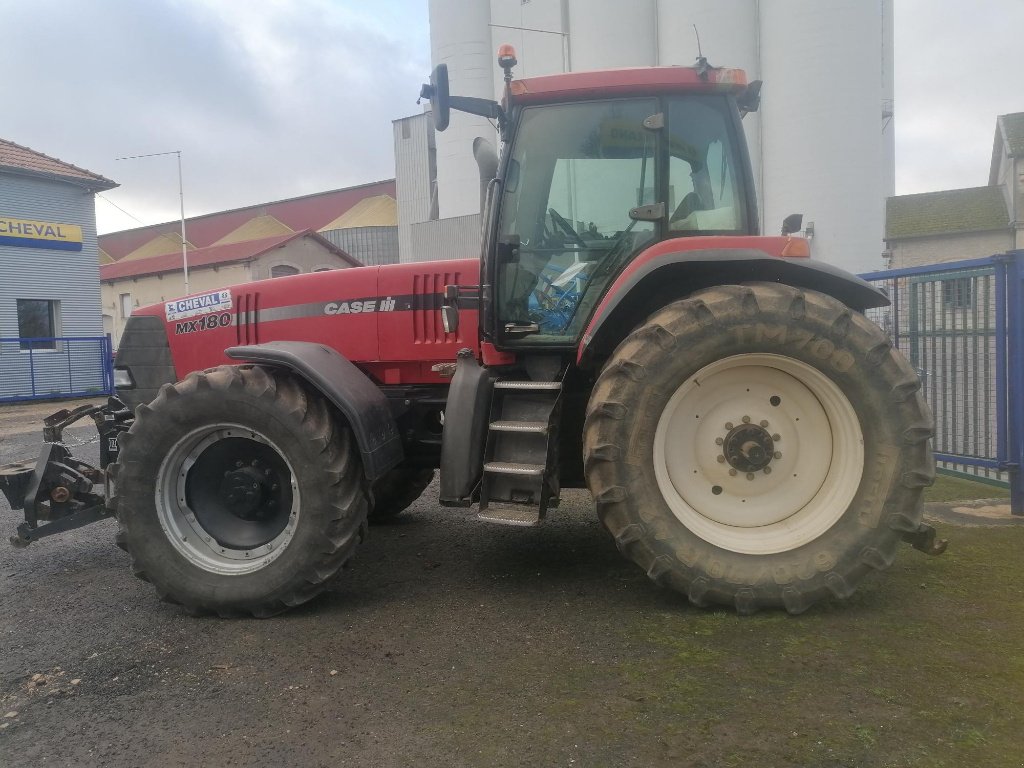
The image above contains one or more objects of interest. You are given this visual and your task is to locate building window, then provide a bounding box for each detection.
[17,299,58,350]
[942,278,972,310]
[270,265,300,278]
[119,292,133,319]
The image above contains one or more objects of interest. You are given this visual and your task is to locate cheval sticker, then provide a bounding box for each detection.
[165,290,233,322]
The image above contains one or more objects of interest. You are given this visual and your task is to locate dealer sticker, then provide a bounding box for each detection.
[165,289,233,322]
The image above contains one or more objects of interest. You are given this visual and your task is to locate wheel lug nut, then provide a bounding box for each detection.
[717,455,726,463]
[715,437,724,446]
[772,434,781,441]
[760,420,769,428]
[763,467,772,475]
[746,473,755,481]
[235,461,243,468]
[742,415,750,424]
[728,469,737,476]
[725,422,734,430]
[774,451,782,459]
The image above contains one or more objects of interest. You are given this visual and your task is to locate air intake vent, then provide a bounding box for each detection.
[412,271,462,343]
[234,292,260,345]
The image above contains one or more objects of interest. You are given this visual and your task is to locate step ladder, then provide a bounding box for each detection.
[478,379,562,526]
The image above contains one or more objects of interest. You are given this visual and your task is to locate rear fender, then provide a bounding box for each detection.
[226,341,403,481]
[578,248,888,366]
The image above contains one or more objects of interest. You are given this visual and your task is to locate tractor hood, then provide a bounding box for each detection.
[124,259,481,390]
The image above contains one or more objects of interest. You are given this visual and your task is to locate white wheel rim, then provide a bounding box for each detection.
[653,353,864,555]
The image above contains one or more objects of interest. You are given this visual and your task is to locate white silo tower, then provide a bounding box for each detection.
[423,0,894,274]
[427,0,494,220]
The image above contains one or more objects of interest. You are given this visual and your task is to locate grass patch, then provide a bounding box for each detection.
[925,473,1009,503]
[611,525,1024,767]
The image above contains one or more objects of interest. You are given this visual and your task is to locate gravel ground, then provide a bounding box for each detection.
[3,400,1022,767]
[1,408,675,766]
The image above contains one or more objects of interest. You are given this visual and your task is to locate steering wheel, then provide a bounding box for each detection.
[548,207,587,249]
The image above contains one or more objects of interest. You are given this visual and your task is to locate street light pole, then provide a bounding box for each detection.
[115,150,190,295]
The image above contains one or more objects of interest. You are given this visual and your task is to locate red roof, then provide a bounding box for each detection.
[100,179,396,260]
[509,66,749,105]
[0,137,118,190]
[99,230,359,281]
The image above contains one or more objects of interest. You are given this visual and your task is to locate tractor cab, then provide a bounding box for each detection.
[422,51,761,349]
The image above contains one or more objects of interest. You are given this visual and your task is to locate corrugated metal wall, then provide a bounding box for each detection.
[320,226,400,266]
[408,214,481,262]
[0,173,105,397]
[394,113,436,263]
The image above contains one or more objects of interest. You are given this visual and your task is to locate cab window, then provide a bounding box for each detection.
[495,98,658,343]
[666,96,745,234]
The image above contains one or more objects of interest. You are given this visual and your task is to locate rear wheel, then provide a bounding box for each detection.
[114,365,368,617]
[368,468,435,522]
[584,283,934,614]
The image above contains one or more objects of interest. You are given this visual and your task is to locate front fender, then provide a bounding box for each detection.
[226,341,403,481]
[579,247,888,365]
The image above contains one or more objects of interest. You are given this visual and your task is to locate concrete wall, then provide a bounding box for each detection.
[887,229,1013,270]
[247,236,350,281]
[408,214,481,262]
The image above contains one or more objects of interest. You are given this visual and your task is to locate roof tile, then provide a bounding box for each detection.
[0,138,117,190]
[100,179,395,260]
[1000,112,1024,158]
[886,186,1008,240]
[99,230,359,281]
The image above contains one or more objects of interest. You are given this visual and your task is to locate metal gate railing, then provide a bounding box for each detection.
[0,336,114,404]
[860,251,1024,514]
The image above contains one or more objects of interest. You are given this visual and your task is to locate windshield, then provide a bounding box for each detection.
[496,98,658,343]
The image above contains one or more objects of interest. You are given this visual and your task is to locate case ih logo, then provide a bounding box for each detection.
[165,290,233,322]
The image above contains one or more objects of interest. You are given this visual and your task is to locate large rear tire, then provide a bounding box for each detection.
[584,283,934,614]
[368,468,435,523]
[113,365,368,617]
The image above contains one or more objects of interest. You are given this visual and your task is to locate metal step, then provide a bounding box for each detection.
[478,504,542,527]
[493,380,562,391]
[483,461,545,476]
[488,420,548,434]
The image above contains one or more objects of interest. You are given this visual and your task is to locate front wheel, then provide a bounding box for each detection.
[584,283,934,614]
[114,365,368,617]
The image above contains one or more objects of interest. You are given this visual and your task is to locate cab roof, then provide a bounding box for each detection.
[509,66,749,105]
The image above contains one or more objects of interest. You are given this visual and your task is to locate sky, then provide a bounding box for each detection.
[1,0,1022,235]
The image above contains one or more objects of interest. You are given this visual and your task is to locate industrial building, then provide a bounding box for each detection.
[396,0,895,275]
[0,138,117,401]
[98,181,397,345]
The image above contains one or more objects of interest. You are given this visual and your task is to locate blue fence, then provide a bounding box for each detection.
[0,336,114,403]
[860,251,1024,514]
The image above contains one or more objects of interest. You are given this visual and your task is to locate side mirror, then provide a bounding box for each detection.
[419,64,450,132]
[781,213,803,236]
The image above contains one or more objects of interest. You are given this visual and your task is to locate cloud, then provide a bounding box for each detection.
[0,0,430,232]
[895,0,1024,194]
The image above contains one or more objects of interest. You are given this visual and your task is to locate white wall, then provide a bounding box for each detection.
[425,0,895,274]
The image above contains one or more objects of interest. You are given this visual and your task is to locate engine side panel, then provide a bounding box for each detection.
[132,259,481,387]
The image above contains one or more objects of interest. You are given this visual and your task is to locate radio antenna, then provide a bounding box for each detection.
[693,25,710,80]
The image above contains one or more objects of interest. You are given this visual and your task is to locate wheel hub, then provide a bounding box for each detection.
[219,464,278,521]
[723,423,775,473]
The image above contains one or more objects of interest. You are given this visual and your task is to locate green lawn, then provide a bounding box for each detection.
[926,473,1010,503]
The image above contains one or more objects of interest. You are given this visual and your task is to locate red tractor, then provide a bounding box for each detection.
[1,50,944,616]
